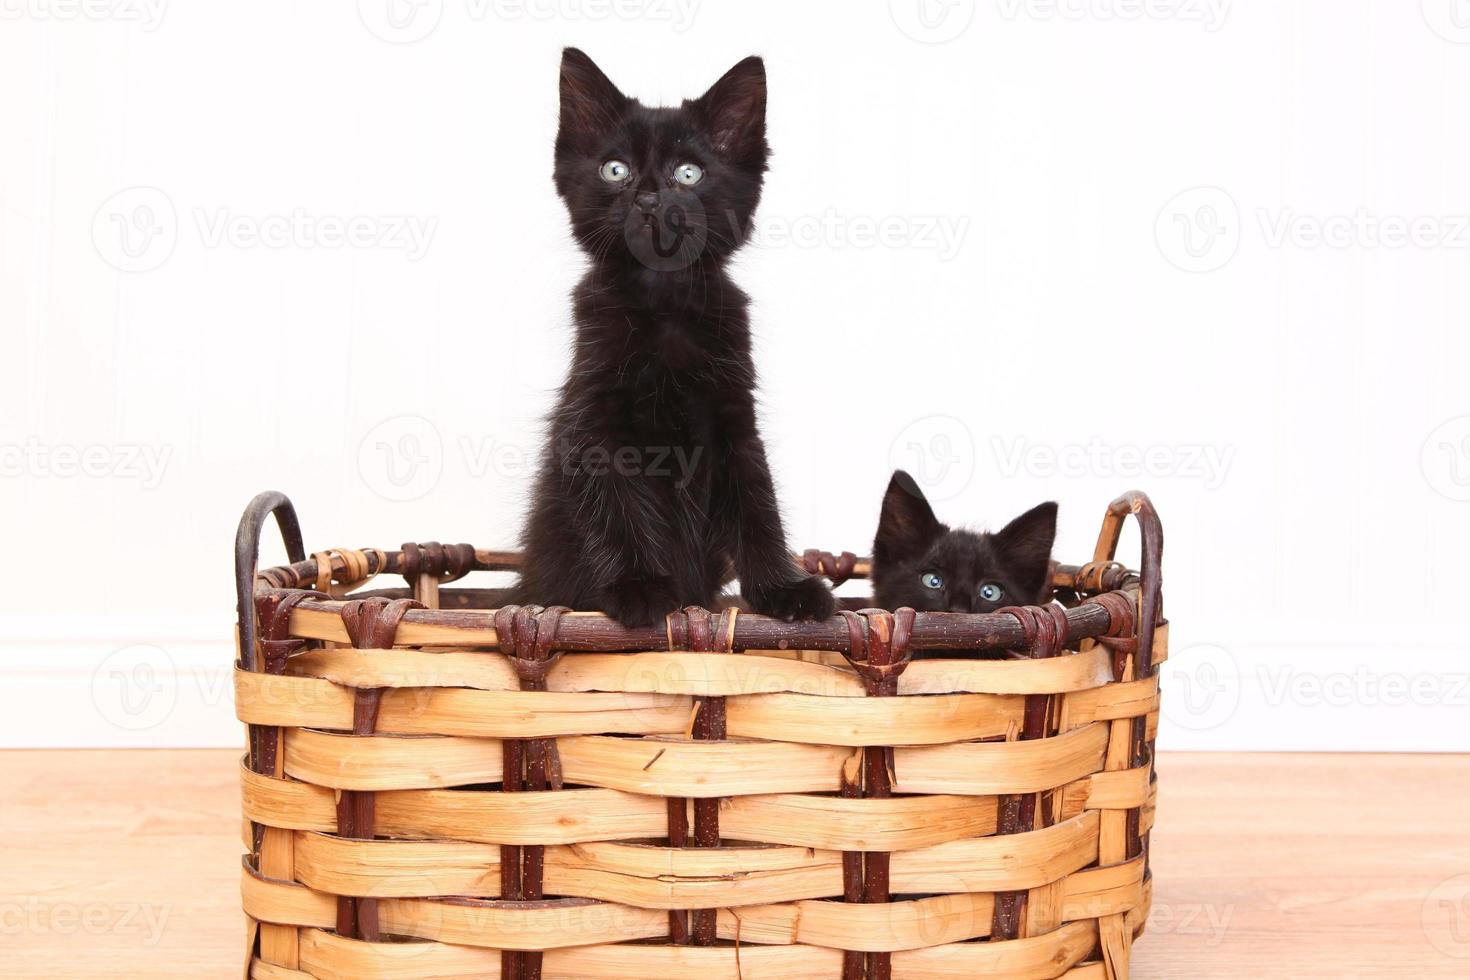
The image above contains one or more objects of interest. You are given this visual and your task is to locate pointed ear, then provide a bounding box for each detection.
[993,502,1058,598]
[690,55,767,166]
[874,470,944,566]
[558,48,627,156]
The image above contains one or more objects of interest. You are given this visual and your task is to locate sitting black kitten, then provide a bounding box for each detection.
[513,49,834,627]
[871,470,1058,613]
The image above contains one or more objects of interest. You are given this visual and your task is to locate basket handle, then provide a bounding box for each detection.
[1092,490,1164,674]
[234,491,306,672]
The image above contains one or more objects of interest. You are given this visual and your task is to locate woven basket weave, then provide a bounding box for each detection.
[234,490,1165,980]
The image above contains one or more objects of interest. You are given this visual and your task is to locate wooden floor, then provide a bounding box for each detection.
[1,751,1466,978]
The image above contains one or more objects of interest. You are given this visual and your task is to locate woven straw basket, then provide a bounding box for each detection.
[234,490,1165,980]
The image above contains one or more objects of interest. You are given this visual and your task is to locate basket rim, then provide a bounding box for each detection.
[242,565,1140,660]
[234,490,1162,665]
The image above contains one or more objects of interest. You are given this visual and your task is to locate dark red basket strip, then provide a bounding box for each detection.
[336,596,421,942]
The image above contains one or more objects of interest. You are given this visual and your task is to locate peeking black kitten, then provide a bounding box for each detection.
[512,49,834,627]
[871,470,1058,613]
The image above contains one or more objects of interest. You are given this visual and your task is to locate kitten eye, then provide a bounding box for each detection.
[979,583,1004,603]
[599,160,631,183]
[920,571,944,590]
[673,162,704,186]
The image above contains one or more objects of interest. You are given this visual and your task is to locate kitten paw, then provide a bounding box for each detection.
[745,575,836,622]
[600,576,682,628]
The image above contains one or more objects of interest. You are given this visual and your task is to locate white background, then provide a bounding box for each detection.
[2,0,1467,750]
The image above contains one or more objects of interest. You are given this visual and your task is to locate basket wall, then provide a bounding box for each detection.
[234,492,1165,980]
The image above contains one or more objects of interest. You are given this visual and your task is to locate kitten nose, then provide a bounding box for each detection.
[635,192,660,216]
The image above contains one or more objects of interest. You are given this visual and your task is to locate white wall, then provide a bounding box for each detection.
[2,1,1467,750]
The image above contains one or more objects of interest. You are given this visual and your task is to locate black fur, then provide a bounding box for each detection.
[871,470,1057,613]
[512,49,834,627]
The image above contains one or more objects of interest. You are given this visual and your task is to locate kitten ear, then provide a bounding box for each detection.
[874,470,944,566]
[691,55,768,166]
[993,502,1059,600]
[558,48,628,155]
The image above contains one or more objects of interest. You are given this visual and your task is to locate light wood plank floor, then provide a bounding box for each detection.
[1,751,1467,978]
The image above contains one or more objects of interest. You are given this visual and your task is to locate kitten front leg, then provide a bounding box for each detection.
[710,404,835,622]
[556,437,684,627]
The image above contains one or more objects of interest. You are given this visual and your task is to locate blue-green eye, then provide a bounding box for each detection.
[979,582,1004,603]
[673,162,704,186]
[600,160,631,183]
[920,571,944,590]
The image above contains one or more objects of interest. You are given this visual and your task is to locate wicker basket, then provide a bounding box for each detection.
[234,490,1165,980]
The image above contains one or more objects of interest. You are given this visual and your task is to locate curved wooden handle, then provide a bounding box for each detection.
[1092,491,1164,676]
[234,491,305,671]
